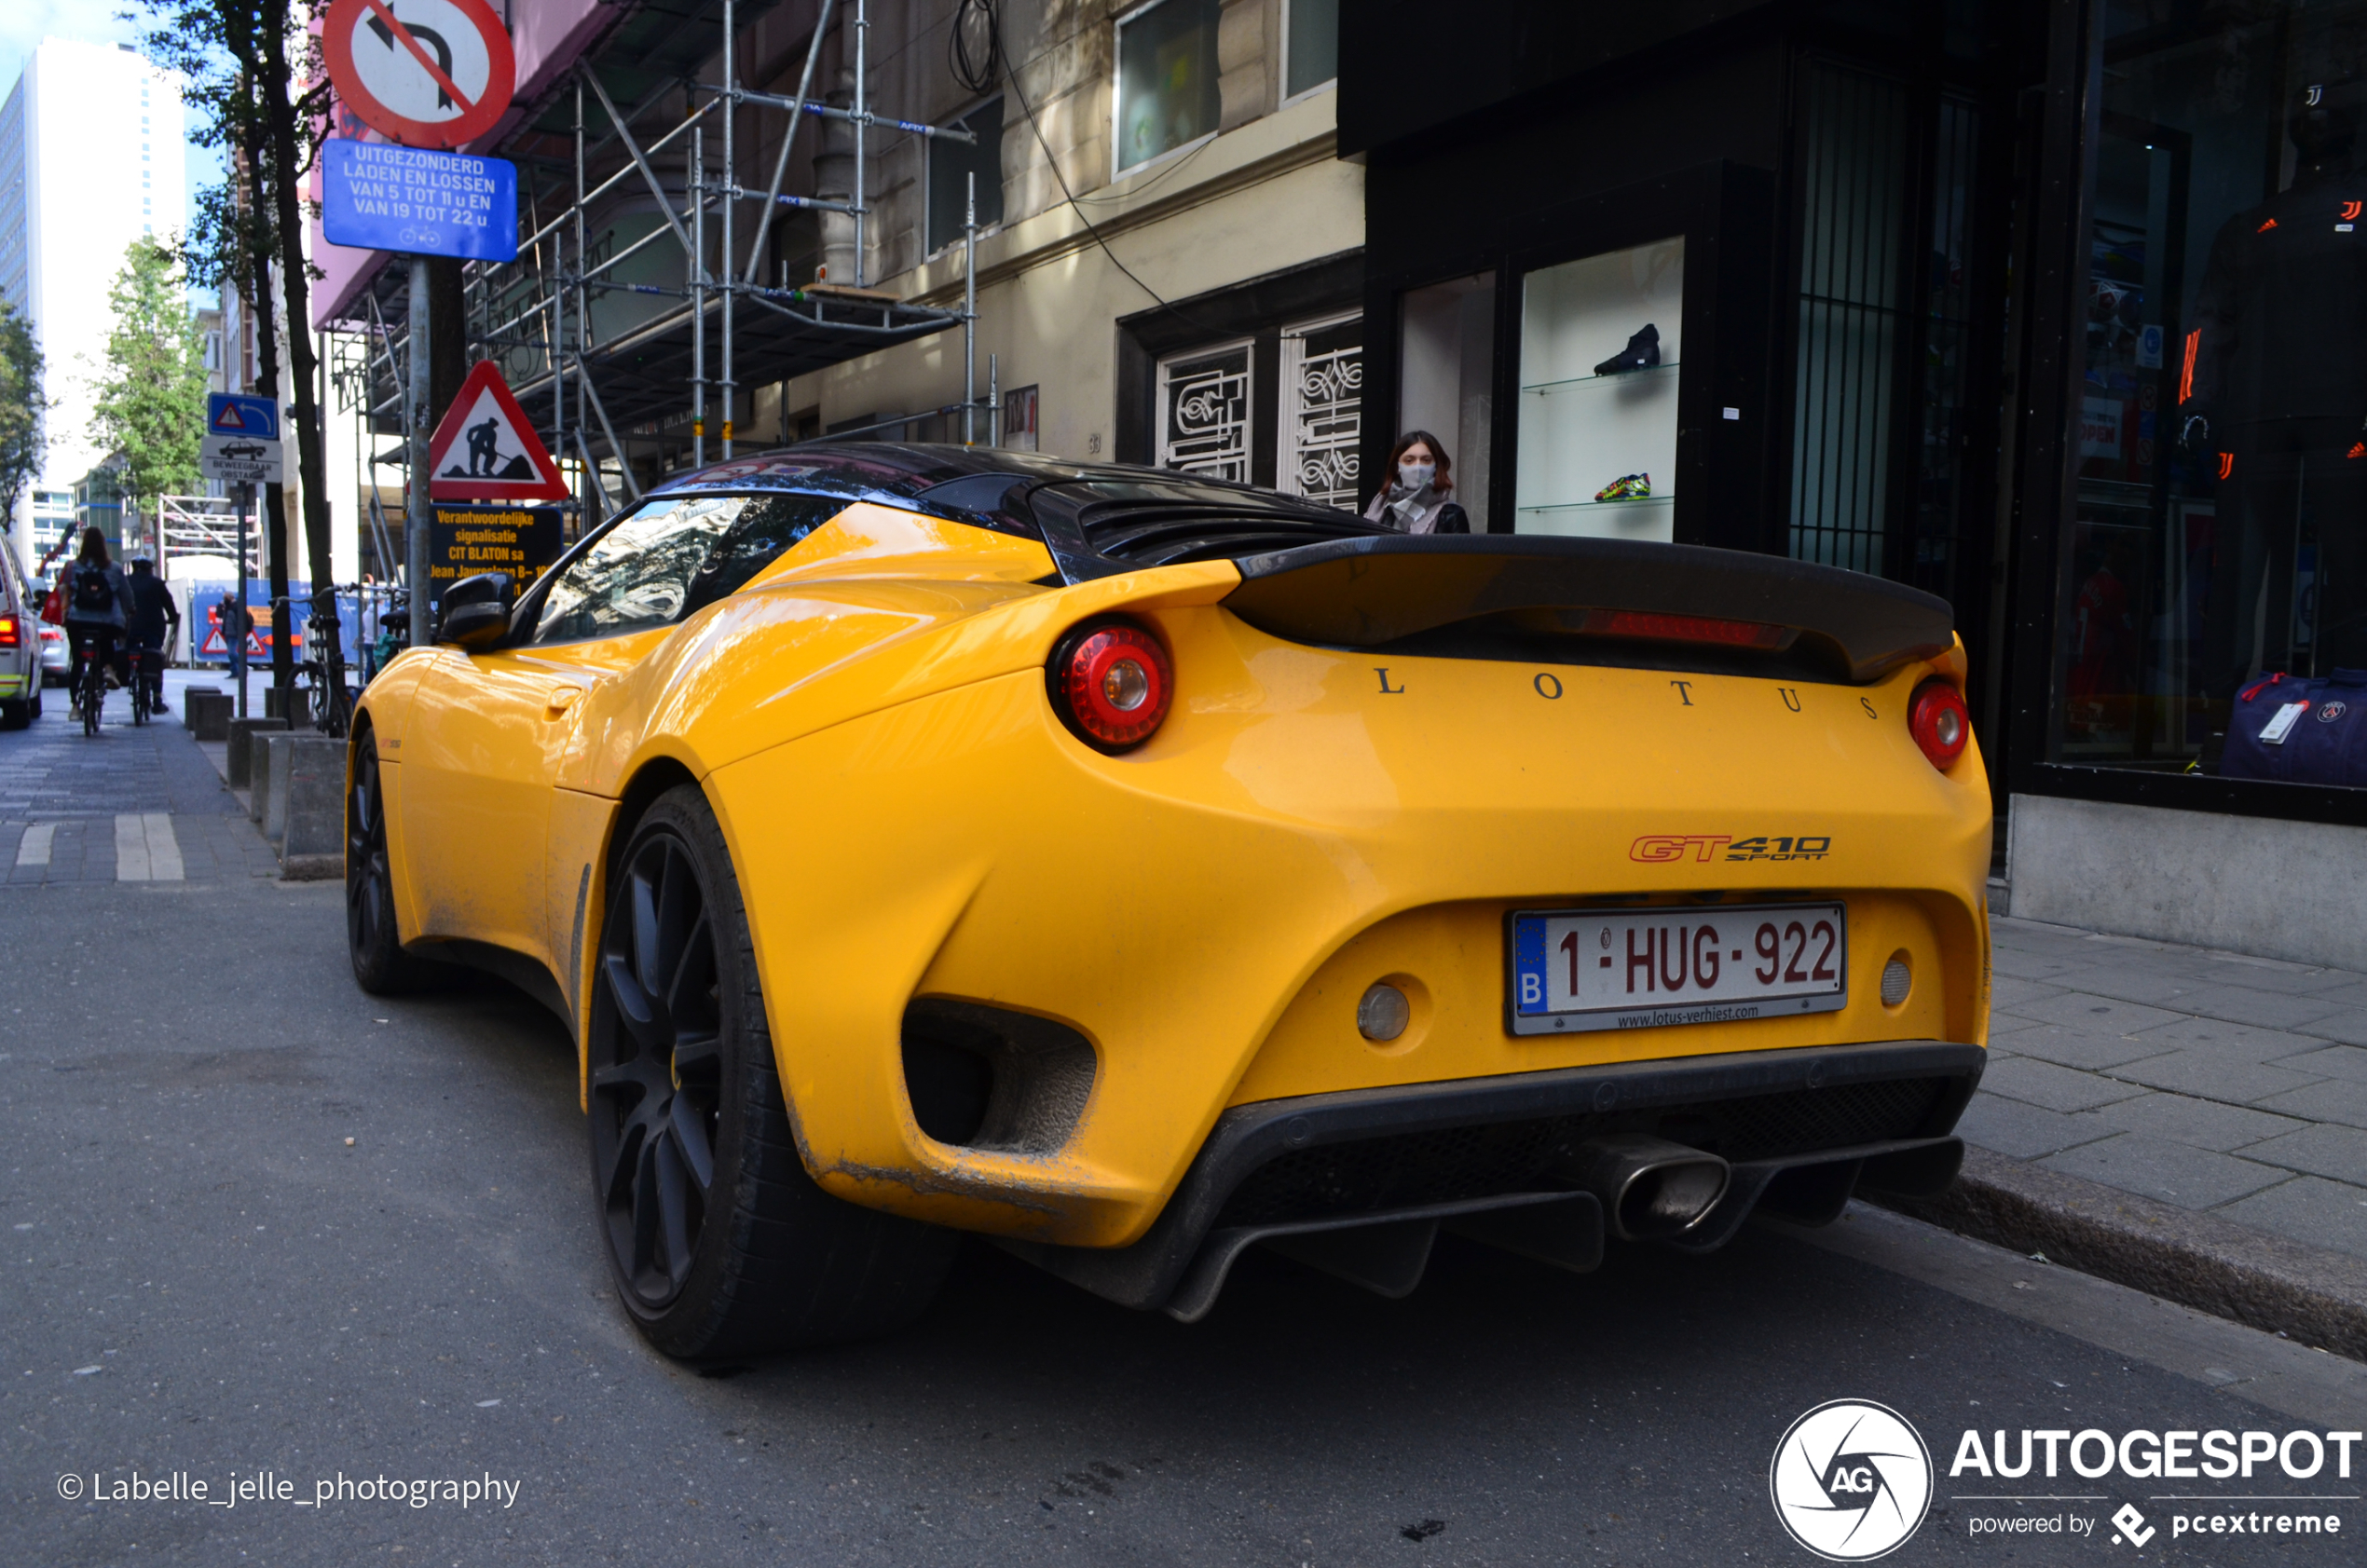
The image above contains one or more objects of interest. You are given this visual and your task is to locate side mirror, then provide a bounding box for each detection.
[435,571,514,651]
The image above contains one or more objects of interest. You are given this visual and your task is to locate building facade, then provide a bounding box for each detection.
[0,38,189,574]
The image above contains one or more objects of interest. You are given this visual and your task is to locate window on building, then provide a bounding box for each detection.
[1115,0,1222,175]
[1001,384,1038,451]
[1513,240,1684,540]
[1279,315,1360,509]
[1156,340,1252,481]
[2047,0,2367,787]
[1284,0,1339,101]
[928,98,1004,254]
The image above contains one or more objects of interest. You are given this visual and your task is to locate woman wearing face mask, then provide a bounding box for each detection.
[1363,430,1470,534]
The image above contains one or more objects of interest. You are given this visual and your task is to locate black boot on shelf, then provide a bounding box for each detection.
[1593,322,1662,376]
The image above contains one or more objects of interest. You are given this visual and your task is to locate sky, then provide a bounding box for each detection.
[3,0,228,302]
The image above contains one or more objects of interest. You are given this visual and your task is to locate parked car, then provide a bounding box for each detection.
[347,443,1991,1364]
[0,549,46,726]
[38,623,66,688]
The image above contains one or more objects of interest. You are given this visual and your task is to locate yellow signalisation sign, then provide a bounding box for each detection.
[428,505,564,606]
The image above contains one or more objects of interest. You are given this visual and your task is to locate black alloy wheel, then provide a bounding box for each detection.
[345,729,445,993]
[591,824,725,1308]
[587,784,955,1363]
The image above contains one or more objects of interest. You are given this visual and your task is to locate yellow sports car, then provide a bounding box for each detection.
[347,443,1990,1362]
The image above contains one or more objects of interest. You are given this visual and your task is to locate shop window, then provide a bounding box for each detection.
[1156,340,1252,481]
[927,98,1004,255]
[2052,1,2367,782]
[1513,240,1684,539]
[1398,273,1495,527]
[1115,0,1222,175]
[1284,0,1339,102]
[1279,314,1361,508]
[1002,384,1038,451]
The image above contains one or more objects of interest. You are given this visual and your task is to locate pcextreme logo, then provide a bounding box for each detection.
[1770,1400,1935,1561]
[1630,833,1834,864]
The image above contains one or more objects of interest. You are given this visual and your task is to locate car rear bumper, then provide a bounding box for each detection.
[1001,1038,1979,1317]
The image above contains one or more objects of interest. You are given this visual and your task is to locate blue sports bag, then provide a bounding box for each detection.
[2220,669,2367,786]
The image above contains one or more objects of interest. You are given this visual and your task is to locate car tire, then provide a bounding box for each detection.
[0,698,24,729]
[27,689,41,719]
[345,729,453,994]
[589,784,955,1363]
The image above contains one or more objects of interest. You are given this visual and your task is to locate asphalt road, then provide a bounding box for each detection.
[3,866,2362,1564]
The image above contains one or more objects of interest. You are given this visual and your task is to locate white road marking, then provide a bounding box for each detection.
[115,814,150,880]
[142,812,183,880]
[15,823,53,866]
[115,814,184,881]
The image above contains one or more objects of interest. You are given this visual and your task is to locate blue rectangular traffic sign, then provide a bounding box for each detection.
[206,393,280,441]
[320,138,519,264]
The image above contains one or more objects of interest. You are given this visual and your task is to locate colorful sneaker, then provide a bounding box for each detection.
[1593,323,1662,375]
[1594,472,1652,502]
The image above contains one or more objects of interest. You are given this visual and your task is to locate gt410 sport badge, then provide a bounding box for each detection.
[1770,1399,1934,1561]
[1630,833,1834,864]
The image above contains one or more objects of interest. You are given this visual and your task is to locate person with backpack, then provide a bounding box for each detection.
[59,528,133,718]
[123,557,181,714]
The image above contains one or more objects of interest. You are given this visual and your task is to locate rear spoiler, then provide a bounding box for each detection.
[1220,535,1954,686]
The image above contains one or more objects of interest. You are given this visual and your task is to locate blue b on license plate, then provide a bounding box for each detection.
[1508,903,1848,1035]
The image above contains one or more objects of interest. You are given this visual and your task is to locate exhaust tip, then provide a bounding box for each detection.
[1567,1134,1731,1240]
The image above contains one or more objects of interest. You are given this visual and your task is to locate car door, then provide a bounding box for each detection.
[398,492,844,979]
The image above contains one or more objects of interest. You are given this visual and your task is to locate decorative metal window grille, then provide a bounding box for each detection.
[1156,341,1252,481]
[1280,315,1361,508]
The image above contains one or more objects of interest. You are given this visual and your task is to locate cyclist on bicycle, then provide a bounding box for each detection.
[59,529,132,713]
[124,557,180,714]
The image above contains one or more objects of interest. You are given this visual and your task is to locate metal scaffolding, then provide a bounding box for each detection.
[360,0,991,525]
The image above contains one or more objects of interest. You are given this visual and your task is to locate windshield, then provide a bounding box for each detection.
[527,492,847,645]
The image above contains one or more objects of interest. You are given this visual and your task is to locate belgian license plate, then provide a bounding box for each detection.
[1508,903,1847,1035]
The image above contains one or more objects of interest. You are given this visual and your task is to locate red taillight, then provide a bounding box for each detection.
[1578,608,1791,649]
[0,616,16,648]
[1051,620,1172,753]
[1909,679,1969,770]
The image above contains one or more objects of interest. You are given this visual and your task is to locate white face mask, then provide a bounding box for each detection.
[1398,460,1435,491]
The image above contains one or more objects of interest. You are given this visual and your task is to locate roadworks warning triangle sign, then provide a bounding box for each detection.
[427,361,569,502]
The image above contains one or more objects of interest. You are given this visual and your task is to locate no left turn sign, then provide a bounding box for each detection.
[322,0,515,149]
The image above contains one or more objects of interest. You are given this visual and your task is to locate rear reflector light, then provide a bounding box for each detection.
[1578,608,1791,649]
[0,616,15,648]
[1909,679,1969,770]
[1050,620,1172,753]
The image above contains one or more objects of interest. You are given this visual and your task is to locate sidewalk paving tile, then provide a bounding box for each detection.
[2120,1016,2339,1063]
[2038,1131,2291,1208]
[2297,977,2367,1007]
[2208,1175,2367,1263]
[2079,1091,2308,1152]
[1986,1024,2178,1072]
[1988,947,2103,983]
[2235,1123,2367,1185]
[1953,1095,2115,1160]
[2102,1049,2331,1105]
[1979,1056,2150,1113]
[2270,1044,2367,1084]
[2004,991,2195,1035]
[2253,1077,2367,1131]
[1989,975,2071,1012]
[2292,1012,2367,1049]
[2145,983,2351,1032]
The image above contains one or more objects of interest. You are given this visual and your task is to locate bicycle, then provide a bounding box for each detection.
[128,644,153,727]
[75,640,107,736]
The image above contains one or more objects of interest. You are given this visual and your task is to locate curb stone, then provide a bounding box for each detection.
[1877,1145,2367,1363]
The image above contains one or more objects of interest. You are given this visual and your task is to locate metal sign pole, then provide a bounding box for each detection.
[964,170,977,446]
[406,256,432,632]
[232,482,252,717]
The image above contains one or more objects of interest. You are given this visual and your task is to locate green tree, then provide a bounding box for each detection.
[89,238,208,530]
[0,295,47,523]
